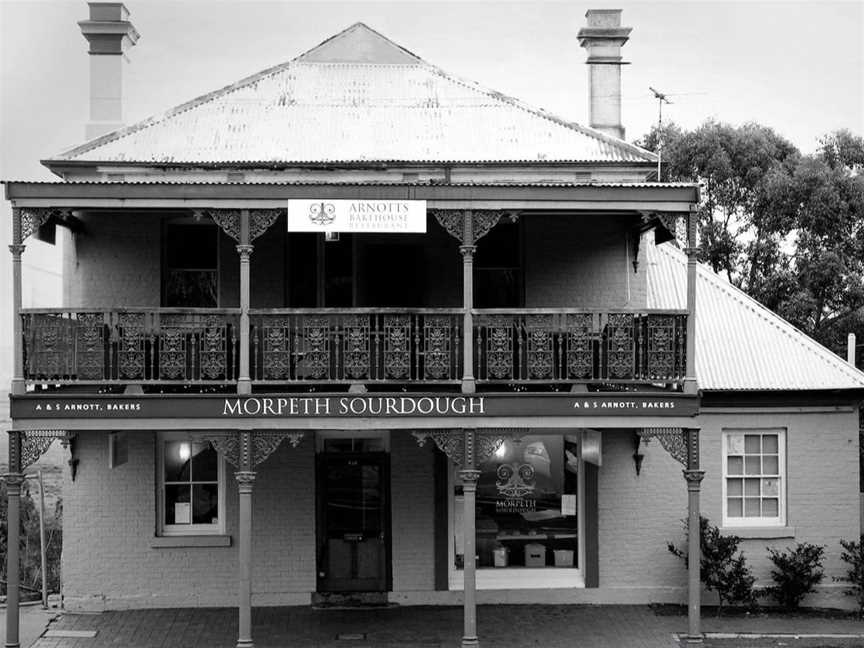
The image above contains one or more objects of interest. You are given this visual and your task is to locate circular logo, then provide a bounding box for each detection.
[309,202,336,226]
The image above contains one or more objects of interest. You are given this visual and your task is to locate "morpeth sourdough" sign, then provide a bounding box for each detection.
[10,394,699,419]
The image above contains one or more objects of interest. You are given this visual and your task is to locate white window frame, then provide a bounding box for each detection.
[157,432,226,536]
[721,428,786,528]
[447,433,585,590]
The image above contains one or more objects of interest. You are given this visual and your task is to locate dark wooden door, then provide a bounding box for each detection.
[317,452,390,592]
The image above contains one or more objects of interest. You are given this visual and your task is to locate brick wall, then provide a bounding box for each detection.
[66,212,161,307]
[390,435,435,592]
[524,215,647,308]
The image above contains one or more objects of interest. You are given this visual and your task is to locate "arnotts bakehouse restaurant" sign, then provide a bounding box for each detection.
[10,394,699,419]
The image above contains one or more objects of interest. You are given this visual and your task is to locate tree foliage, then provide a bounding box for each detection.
[636,122,864,364]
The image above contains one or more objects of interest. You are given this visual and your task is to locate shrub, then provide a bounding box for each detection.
[765,542,825,610]
[839,536,864,618]
[668,516,757,614]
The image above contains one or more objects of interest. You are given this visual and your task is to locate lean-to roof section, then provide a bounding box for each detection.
[45,23,657,168]
[646,242,864,391]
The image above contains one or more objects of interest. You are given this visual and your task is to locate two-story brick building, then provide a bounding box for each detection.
[4,6,863,648]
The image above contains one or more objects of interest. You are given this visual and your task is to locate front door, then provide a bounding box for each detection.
[317,451,390,592]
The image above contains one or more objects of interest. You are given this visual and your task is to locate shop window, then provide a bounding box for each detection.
[158,433,224,535]
[163,223,219,307]
[451,434,582,588]
[722,429,786,527]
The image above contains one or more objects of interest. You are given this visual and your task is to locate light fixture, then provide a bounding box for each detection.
[632,432,645,475]
[325,231,340,242]
[494,440,508,459]
[179,442,192,462]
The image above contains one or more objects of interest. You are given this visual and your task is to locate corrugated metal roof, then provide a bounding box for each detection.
[48,23,656,167]
[646,242,864,391]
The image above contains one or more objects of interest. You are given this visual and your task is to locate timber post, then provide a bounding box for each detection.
[459,430,481,646]
[235,429,256,648]
[460,211,477,394]
[684,205,698,395]
[10,209,25,395]
[237,209,253,395]
[4,430,24,648]
[683,428,704,644]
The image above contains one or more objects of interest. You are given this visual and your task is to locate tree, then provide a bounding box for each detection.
[636,122,864,359]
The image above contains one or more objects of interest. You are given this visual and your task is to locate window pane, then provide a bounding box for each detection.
[744,435,760,453]
[191,444,218,481]
[192,484,219,524]
[727,498,743,517]
[763,498,779,517]
[727,456,743,475]
[744,456,761,475]
[762,478,779,497]
[727,434,744,454]
[762,455,779,475]
[165,442,192,482]
[744,498,761,517]
[166,485,191,525]
[744,478,760,496]
[727,478,743,496]
[762,435,778,453]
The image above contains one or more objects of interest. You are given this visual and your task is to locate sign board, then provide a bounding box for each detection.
[287,199,427,233]
[11,393,699,420]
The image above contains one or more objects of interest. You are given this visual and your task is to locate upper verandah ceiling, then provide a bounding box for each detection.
[43,23,658,173]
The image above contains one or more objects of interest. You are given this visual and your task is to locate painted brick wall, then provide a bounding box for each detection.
[66,212,161,307]
[597,410,860,608]
[524,215,647,308]
[390,435,436,592]
[61,431,315,610]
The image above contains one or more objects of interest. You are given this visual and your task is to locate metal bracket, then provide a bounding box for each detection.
[21,430,77,470]
[430,210,503,245]
[204,430,304,469]
[412,428,520,468]
[638,427,687,467]
[197,209,283,243]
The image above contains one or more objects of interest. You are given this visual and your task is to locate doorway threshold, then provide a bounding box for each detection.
[312,592,395,609]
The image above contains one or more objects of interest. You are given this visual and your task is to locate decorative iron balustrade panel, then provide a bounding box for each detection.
[474,311,686,385]
[565,313,595,379]
[22,310,237,384]
[76,313,108,380]
[604,313,635,380]
[251,311,462,384]
[116,312,147,380]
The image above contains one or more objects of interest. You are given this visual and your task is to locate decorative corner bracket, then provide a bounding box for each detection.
[412,428,520,468]
[205,430,304,469]
[13,208,71,243]
[638,427,687,467]
[196,209,284,243]
[430,210,503,246]
[20,430,77,471]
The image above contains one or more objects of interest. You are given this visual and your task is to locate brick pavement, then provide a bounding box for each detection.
[25,605,864,648]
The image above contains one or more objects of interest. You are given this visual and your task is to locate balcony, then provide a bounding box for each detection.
[20,308,687,390]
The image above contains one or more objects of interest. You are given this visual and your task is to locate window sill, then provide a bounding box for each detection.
[720,526,795,539]
[151,535,232,548]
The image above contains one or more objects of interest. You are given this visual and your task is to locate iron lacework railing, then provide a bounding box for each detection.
[20,308,686,387]
[473,309,687,384]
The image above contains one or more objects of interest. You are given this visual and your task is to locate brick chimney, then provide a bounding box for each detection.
[79,2,139,140]
[577,9,631,140]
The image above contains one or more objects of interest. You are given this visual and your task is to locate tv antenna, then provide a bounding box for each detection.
[649,87,672,181]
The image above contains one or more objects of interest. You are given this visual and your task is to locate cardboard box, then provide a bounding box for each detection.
[524,542,546,567]
[493,547,509,567]
[553,549,574,567]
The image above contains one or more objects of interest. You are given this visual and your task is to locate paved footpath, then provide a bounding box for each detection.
[17,605,864,648]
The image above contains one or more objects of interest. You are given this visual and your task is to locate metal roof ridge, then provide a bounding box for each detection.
[656,244,864,386]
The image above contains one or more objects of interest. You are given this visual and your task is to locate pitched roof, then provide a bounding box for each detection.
[646,242,864,391]
[47,23,656,166]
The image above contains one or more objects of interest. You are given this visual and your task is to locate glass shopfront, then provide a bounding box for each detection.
[450,433,584,589]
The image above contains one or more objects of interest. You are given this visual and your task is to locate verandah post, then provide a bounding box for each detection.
[237,210,253,395]
[4,430,24,648]
[684,205,698,395]
[10,208,26,395]
[460,429,481,647]
[235,429,256,648]
[683,428,704,644]
[460,211,477,394]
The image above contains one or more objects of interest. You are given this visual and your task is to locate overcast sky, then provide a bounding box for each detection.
[1,0,863,182]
